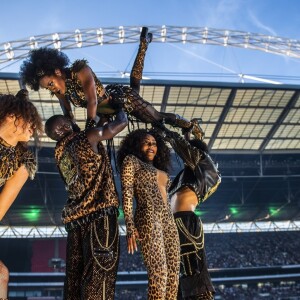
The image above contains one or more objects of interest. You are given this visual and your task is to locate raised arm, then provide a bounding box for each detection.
[86,110,127,149]
[157,127,202,170]
[0,166,29,221]
[56,93,74,121]
[77,66,104,123]
[121,155,139,254]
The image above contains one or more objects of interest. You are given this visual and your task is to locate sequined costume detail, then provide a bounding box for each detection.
[54,131,119,224]
[0,136,37,187]
[121,154,180,300]
[174,212,215,300]
[165,131,221,204]
[63,211,119,300]
[54,131,120,299]
[63,60,194,131]
[160,130,219,299]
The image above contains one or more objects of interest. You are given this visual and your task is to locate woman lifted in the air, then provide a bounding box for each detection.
[20,27,203,137]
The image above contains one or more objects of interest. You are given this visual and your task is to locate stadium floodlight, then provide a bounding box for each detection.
[224,30,229,46]
[1,26,300,66]
[161,25,166,43]
[119,26,125,43]
[244,34,249,48]
[182,27,187,44]
[29,36,38,49]
[97,28,104,45]
[4,42,14,59]
[75,29,82,48]
[202,27,208,44]
[52,33,61,50]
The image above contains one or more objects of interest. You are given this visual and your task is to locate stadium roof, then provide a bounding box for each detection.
[0,73,300,153]
[1,73,300,236]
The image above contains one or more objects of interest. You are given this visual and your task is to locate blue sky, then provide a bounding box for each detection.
[1,0,300,84]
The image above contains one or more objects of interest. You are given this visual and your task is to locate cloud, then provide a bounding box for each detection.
[248,10,277,36]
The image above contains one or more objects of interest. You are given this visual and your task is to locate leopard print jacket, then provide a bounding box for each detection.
[0,137,36,187]
[55,131,119,224]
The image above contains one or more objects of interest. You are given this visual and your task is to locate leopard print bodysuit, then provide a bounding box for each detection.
[64,60,165,124]
[121,154,180,300]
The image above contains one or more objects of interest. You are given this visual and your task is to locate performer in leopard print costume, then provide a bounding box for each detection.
[156,125,221,300]
[0,90,42,300]
[45,110,127,300]
[20,27,203,139]
[118,129,180,300]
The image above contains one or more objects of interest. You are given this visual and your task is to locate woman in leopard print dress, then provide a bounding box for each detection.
[0,90,42,300]
[118,129,180,300]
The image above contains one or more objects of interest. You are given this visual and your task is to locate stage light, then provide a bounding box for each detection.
[118,208,124,219]
[97,28,104,45]
[21,207,41,222]
[194,210,205,217]
[29,36,38,49]
[119,26,125,43]
[75,29,82,48]
[229,207,239,215]
[161,25,166,42]
[52,33,61,50]
[4,43,14,59]
[269,207,279,216]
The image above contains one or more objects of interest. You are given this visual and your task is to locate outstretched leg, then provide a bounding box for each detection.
[130,27,153,94]
[108,27,204,139]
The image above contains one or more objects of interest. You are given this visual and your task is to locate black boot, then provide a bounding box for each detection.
[130,27,153,92]
[140,26,153,44]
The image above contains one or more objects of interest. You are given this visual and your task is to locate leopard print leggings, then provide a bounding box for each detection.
[138,206,180,299]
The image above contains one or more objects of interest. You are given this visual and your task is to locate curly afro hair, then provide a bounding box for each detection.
[0,89,43,136]
[117,129,171,173]
[20,47,70,91]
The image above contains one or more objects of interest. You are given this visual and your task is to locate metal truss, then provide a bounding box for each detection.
[0,221,299,238]
[1,25,300,67]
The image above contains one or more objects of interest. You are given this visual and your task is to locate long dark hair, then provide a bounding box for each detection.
[117,129,171,172]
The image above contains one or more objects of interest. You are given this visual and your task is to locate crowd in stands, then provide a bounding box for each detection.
[113,282,300,299]
[2,231,300,299]
[117,231,300,271]
[214,281,300,300]
[205,231,300,268]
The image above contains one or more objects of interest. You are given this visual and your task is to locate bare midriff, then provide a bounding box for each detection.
[171,186,198,213]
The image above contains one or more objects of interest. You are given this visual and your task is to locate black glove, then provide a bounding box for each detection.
[85,118,97,129]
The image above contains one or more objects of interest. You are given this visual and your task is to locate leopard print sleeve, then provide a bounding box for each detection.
[21,150,37,180]
[121,155,138,237]
[15,146,37,180]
